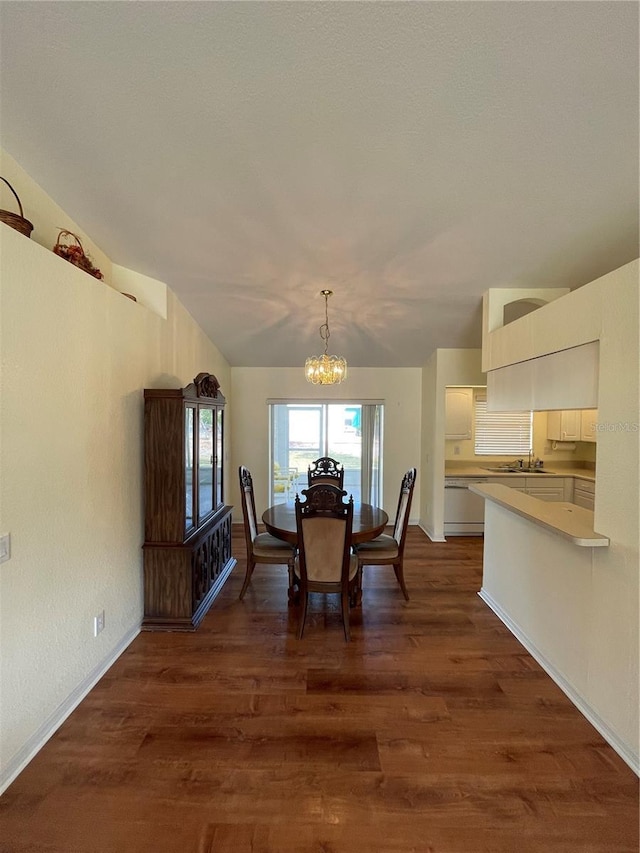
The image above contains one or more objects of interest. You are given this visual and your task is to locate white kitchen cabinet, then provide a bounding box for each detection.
[547,410,581,442]
[445,388,473,439]
[444,473,593,535]
[486,341,599,411]
[492,476,571,501]
[573,478,595,510]
[525,480,566,501]
[492,477,526,493]
[580,409,598,443]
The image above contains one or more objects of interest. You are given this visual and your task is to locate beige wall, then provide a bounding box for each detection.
[480,260,639,770]
[420,349,485,540]
[420,354,439,539]
[230,367,422,522]
[1,197,229,792]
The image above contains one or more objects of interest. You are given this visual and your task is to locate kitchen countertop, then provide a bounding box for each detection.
[445,464,595,482]
[469,483,608,546]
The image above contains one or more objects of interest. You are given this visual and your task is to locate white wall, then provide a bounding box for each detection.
[480,260,639,770]
[420,354,439,539]
[230,367,422,521]
[0,203,230,792]
[481,286,569,370]
[420,349,485,540]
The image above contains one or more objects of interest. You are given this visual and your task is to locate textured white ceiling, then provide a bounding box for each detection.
[1,2,638,367]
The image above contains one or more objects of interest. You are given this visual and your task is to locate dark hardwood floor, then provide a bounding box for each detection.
[1,528,637,852]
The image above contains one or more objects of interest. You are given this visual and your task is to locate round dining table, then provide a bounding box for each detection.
[262,501,389,546]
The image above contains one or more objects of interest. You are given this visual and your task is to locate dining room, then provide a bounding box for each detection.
[1,1,638,848]
[2,183,638,848]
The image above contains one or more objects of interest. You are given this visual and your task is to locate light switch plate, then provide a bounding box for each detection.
[0,533,11,563]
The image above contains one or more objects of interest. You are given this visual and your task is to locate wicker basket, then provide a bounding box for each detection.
[0,177,34,237]
[53,229,104,280]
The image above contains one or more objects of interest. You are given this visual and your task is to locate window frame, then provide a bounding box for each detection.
[268,401,383,505]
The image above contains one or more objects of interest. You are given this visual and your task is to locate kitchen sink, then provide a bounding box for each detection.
[483,467,555,474]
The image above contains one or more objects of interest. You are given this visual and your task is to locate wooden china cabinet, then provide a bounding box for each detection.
[142,372,235,630]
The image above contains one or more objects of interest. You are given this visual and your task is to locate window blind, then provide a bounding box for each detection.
[474,396,532,455]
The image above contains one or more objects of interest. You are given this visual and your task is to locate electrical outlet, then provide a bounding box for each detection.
[454,445,460,455]
[0,533,10,563]
[93,610,105,637]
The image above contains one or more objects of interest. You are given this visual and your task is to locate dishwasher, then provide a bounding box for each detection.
[444,477,489,535]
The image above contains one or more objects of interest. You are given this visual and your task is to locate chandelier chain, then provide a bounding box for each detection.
[304,288,347,385]
[319,291,331,354]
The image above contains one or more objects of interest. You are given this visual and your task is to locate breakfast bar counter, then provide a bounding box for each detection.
[469,483,608,547]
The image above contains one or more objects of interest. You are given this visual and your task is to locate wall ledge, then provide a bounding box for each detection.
[112,264,168,318]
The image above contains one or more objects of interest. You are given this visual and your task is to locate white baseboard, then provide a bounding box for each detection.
[0,623,140,795]
[478,588,639,776]
[417,521,446,542]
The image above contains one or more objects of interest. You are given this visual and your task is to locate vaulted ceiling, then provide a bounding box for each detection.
[1,2,638,367]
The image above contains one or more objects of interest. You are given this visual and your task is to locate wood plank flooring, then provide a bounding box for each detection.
[1,528,637,852]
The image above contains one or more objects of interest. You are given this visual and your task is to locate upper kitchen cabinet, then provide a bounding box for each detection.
[547,409,598,443]
[547,409,581,442]
[445,388,473,439]
[580,409,598,443]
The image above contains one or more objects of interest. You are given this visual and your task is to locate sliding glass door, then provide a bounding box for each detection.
[269,403,383,505]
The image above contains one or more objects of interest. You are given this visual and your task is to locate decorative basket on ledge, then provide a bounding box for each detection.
[53,229,104,280]
[0,177,34,237]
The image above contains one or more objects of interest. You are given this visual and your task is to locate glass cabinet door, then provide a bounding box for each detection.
[197,406,215,523]
[185,406,196,532]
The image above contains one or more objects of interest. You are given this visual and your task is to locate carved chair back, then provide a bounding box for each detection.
[392,467,417,551]
[307,456,345,488]
[239,465,259,547]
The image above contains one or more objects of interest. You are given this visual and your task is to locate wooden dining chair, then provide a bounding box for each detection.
[307,456,345,488]
[353,467,416,601]
[294,483,358,641]
[238,466,297,600]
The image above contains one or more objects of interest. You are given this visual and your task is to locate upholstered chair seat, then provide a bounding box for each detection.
[238,466,297,600]
[294,483,358,641]
[253,533,298,560]
[353,534,398,559]
[353,467,416,601]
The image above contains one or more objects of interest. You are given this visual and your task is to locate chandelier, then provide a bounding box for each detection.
[305,289,348,385]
